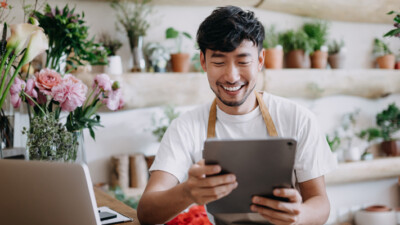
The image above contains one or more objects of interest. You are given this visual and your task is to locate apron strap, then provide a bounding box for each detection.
[207,91,278,138]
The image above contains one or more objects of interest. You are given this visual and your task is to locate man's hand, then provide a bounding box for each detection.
[251,188,303,225]
[183,159,238,205]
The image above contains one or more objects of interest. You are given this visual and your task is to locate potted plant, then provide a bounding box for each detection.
[384,11,400,69]
[280,29,312,68]
[99,32,123,75]
[166,27,192,73]
[359,103,400,156]
[111,0,153,72]
[373,38,395,69]
[328,39,346,69]
[263,25,283,69]
[302,21,329,69]
[145,42,170,73]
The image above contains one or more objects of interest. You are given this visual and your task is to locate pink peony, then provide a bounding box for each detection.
[25,78,38,106]
[9,77,26,108]
[52,78,88,112]
[104,89,122,111]
[93,73,112,93]
[34,68,62,95]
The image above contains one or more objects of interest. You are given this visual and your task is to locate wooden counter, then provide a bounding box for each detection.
[95,187,140,225]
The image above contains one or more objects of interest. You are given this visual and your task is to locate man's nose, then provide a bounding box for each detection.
[224,63,240,83]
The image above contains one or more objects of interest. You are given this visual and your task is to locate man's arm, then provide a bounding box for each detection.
[250,176,330,225]
[137,160,238,225]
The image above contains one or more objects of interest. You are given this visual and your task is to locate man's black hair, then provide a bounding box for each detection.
[196,6,265,55]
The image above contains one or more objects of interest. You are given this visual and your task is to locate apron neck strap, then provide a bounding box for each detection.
[207,91,278,138]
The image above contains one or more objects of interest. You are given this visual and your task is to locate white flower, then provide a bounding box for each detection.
[6,23,43,55]
[20,30,49,65]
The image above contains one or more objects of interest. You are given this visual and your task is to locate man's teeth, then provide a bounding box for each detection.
[223,86,241,91]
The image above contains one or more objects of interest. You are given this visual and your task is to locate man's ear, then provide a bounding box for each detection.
[200,51,207,72]
[258,48,265,71]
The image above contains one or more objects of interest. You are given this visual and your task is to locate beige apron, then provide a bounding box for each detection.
[206,91,278,225]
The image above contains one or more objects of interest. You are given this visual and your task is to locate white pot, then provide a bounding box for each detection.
[105,55,123,75]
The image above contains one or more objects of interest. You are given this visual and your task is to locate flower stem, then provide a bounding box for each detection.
[0,49,15,101]
[23,93,46,115]
[0,58,25,108]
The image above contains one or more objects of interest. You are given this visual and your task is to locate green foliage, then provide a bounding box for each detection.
[23,112,78,161]
[165,27,192,53]
[98,32,122,56]
[263,25,281,49]
[111,0,152,49]
[34,4,108,73]
[359,103,400,142]
[108,186,141,210]
[302,21,329,52]
[373,38,392,56]
[152,106,180,142]
[328,39,345,55]
[65,104,103,140]
[326,134,341,152]
[384,11,400,38]
[279,29,313,54]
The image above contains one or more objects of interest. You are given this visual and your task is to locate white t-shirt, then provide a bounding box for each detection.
[150,92,337,185]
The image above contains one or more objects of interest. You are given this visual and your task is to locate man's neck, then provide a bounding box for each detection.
[216,92,258,115]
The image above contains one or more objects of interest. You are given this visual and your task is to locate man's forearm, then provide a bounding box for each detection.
[137,182,193,225]
[299,195,330,225]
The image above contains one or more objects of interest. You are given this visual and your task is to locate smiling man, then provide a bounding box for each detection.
[137,6,336,225]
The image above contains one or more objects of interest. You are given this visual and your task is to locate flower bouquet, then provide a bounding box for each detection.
[12,69,123,161]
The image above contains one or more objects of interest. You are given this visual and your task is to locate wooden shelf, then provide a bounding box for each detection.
[325,157,400,185]
[76,69,400,110]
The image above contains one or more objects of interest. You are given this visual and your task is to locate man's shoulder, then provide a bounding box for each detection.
[173,102,210,126]
[263,92,315,120]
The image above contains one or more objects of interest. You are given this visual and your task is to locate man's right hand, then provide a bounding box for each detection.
[183,159,238,205]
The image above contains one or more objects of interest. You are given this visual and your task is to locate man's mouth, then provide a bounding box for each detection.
[222,85,242,92]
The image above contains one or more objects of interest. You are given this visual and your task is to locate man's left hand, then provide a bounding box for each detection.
[251,188,303,225]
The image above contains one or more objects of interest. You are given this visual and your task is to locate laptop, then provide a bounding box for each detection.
[0,160,101,225]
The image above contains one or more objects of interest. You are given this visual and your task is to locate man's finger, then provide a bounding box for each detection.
[251,204,299,223]
[273,188,302,203]
[252,196,300,214]
[189,163,221,177]
[196,174,236,187]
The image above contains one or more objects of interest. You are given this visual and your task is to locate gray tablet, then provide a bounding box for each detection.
[203,138,297,214]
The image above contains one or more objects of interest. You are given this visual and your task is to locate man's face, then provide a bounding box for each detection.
[200,40,265,108]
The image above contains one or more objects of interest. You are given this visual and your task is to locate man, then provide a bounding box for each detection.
[137,6,336,225]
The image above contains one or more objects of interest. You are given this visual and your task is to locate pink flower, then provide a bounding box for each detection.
[35,68,62,95]
[9,77,26,108]
[25,78,38,106]
[93,73,112,93]
[52,78,88,112]
[104,89,122,111]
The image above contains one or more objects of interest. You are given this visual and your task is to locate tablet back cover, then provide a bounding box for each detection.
[204,138,296,214]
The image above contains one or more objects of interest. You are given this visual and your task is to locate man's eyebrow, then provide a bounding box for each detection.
[236,53,251,58]
[210,52,226,58]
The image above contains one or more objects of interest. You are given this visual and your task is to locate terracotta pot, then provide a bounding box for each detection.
[395,61,400,69]
[285,50,310,68]
[381,140,400,156]
[170,53,190,73]
[310,50,328,69]
[328,53,346,69]
[264,48,283,69]
[376,54,395,69]
[365,205,391,212]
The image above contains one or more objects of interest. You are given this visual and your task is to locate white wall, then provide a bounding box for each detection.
[10,1,400,71]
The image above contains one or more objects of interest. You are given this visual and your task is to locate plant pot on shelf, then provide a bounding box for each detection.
[285,50,310,68]
[170,53,190,73]
[328,53,346,69]
[105,55,123,75]
[395,61,400,69]
[376,54,395,69]
[264,46,283,69]
[381,140,400,156]
[310,50,328,69]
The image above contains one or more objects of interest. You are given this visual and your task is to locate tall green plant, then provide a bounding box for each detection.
[302,21,329,52]
[111,0,152,50]
[384,11,400,38]
[166,27,192,53]
[279,29,312,54]
[373,38,392,56]
[34,4,108,73]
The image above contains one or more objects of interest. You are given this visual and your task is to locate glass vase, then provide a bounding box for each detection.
[129,35,146,72]
[72,130,87,164]
[0,96,14,159]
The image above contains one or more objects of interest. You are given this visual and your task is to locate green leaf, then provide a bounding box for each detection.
[182,32,192,40]
[383,29,400,38]
[387,11,395,15]
[166,27,179,39]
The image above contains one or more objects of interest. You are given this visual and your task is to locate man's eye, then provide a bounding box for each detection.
[238,62,250,65]
[212,62,224,66]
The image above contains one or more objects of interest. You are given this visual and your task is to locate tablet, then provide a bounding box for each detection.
[203,138,297,214]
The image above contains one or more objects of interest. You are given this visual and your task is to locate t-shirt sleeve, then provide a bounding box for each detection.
[294,112,337,183]
[149,117,194,183]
